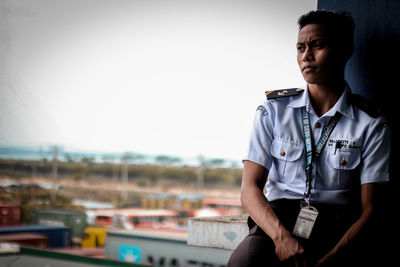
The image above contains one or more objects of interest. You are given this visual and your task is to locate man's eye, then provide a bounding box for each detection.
[297,46,304,52]
[313,42,324,49]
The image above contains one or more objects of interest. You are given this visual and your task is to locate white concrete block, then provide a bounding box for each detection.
[187,214,249,250]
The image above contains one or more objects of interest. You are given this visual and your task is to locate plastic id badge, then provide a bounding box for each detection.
[292,206,319,239]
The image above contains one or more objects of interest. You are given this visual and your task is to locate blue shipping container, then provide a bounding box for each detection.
[0,225,71,248]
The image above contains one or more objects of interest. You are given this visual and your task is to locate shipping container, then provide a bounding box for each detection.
[0,204,21,227]
[0,225,71,248]
[0,233,48,248]
[31,209,87,237]
[105,229,231,267]
[81,227,108,248]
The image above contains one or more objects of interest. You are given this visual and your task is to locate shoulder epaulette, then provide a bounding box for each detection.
[349,93,382,118]
[265,88,304,100]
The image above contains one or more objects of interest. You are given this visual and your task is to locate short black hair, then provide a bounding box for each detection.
[298,10,355,61]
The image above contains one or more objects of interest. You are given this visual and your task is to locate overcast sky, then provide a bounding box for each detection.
[0,0,316,160]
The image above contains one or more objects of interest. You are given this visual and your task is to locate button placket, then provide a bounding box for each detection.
[313,121,323,143]
[310,117,324,190]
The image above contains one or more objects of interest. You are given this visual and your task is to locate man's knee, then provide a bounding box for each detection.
[227,233,278,267]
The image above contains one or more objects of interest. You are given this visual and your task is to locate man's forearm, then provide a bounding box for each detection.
[241,161,291,242]
[241,161,307,264]
[241,183,291,243]
[317,183,376,265]
[316,209,372,266]
[241,183,307,264]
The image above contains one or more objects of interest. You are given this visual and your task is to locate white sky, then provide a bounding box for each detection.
[0,0,316,160]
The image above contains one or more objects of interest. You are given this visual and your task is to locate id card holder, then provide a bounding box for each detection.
[292,205,319,239]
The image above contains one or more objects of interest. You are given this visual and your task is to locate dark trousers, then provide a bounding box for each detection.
[226,199,382,267]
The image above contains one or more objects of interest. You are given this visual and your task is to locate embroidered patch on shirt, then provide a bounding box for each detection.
[327,139,362,150]
[257,105,268,116]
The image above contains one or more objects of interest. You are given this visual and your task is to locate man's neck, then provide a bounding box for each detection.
[308,80,345,117]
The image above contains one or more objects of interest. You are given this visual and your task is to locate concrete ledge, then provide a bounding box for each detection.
[187,214,249,250]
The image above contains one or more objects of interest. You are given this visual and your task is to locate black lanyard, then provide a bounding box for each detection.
[301,106,342,204]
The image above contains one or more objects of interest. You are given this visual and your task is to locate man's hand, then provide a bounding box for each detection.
[274,234,308,267]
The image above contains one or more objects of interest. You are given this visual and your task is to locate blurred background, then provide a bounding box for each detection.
[0,0,316,265]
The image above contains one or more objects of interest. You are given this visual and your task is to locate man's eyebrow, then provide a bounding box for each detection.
[297,38,325,45]
[309,38,325,43]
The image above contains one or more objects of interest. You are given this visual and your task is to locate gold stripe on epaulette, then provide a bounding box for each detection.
[265,90,275,96]
[278,90,288,96]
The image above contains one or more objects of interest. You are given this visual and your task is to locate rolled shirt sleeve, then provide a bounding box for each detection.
[360,117,391,184]
[244,101,275,170]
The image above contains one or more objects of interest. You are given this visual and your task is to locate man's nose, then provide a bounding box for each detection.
[302,47,313,62]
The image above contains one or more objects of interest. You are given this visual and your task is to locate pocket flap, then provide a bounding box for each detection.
[270,139,303,161]
[327,150,361,170]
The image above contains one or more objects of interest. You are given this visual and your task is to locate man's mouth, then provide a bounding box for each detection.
[302,65,316,71]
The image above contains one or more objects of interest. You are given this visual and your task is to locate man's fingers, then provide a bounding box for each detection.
[302,257,308,267]
[292,253,307,267]
[294,258,300,267]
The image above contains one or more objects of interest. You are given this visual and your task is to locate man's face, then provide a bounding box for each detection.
[297,24,342,85]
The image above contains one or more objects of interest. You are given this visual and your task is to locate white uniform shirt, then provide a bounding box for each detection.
[245,85,391,205]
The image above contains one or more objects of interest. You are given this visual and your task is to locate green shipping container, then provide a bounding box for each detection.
[32,209,87,237]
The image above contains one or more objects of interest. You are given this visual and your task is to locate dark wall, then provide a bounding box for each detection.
[318,1,400,96]
[318,0,399,264]
[318,0,400,145]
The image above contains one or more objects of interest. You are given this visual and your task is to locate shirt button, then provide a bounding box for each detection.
[340,160,347,166]
[315,122,321,128]
[280,150,286,156]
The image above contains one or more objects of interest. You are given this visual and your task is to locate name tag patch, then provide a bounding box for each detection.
[327,139,362,150]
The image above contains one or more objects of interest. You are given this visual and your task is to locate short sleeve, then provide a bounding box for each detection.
[243,102,275,169]
[360,117,391,184]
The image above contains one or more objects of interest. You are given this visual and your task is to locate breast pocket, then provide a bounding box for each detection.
[270,138,304,184]
[327,150,361,188]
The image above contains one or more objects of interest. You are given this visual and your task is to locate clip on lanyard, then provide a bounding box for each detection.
[301,106,342,206]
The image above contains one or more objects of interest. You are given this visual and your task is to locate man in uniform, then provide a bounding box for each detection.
[227,10,391,267]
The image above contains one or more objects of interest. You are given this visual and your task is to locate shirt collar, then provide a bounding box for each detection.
[287,83,355,120]
[332,84,354,119]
